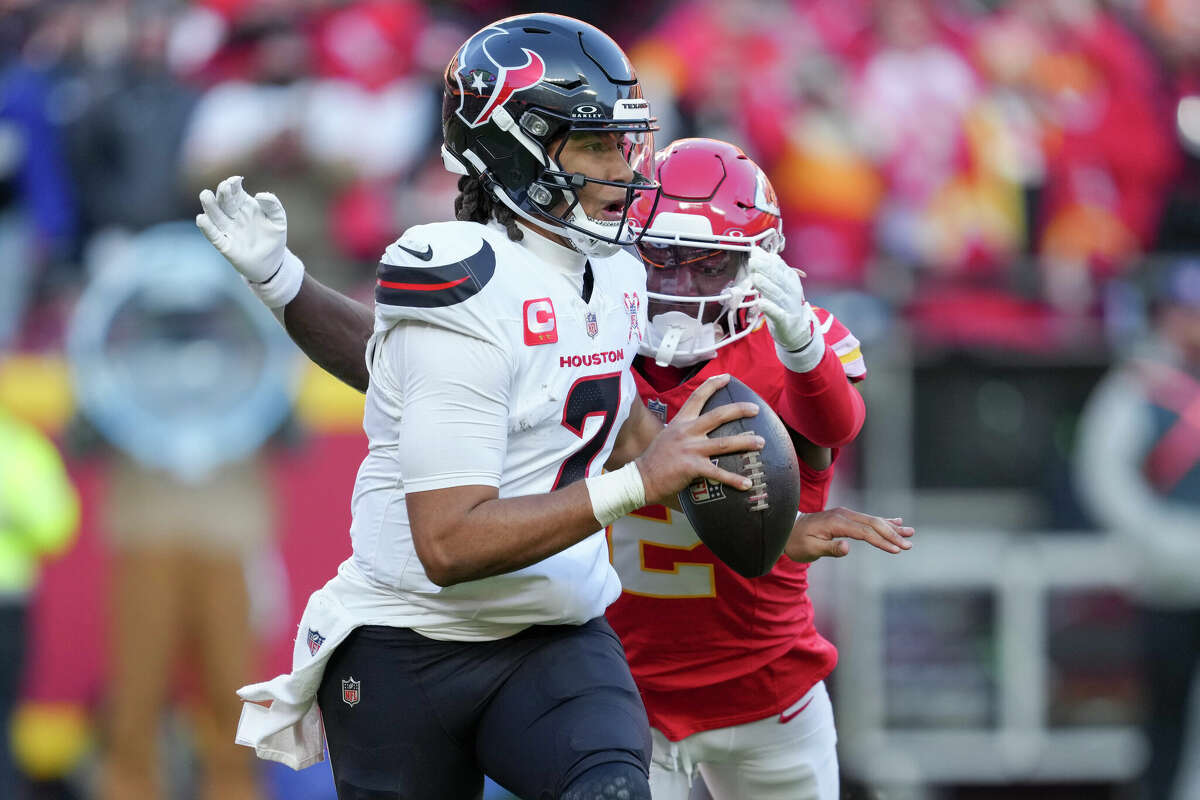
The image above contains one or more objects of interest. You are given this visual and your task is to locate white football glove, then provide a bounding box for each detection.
[196,175,304,308]
[747,246,825,372]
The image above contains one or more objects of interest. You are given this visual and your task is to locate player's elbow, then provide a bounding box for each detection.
[796,412,864,449]
[412,535,461,587]
[419,551,460,587]
[820,415,865,449]
[799,389,866,449]
[425,566,457,587]
[408,485,499,586]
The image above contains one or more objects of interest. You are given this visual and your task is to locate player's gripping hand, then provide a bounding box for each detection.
[748,246,818,356]
[785,507,914,563]
[196,176,304,308]
[636,373,764,505]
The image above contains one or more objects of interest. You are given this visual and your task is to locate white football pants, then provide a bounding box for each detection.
[648,681,838,800]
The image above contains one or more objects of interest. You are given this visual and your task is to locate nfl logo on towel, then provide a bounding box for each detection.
[585,311,599,339]
[306,628,325,656]
[342,676,360,707]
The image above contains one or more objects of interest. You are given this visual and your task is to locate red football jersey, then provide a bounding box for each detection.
[605,308,864,741]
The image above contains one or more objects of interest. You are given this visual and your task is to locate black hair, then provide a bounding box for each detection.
[454,175,523,242]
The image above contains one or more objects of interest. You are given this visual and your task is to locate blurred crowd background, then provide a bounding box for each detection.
[1,0,1199,798]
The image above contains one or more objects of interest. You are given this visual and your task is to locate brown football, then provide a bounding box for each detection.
[677,377,802,578]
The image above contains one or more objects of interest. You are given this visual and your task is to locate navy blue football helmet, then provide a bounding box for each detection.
[441,13,660,256]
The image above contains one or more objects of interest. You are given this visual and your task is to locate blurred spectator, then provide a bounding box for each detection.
[501,0,661,43]
[852,0,1023,280]
[68,223,293,800]
[1006,0,1177,310]
[0,1,80,347]
[66,7,199,234]
[1146,0,1200,253]
[758,0,884,289]
[181,0,446,289]
[0,378,80,799]
[181,4,342,288]
[1075,258,1200,800]
[630,0,887,287]
[99,455,274,800]
[390,150,463,232]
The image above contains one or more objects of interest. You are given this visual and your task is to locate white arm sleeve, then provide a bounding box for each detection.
[369,321,513,493]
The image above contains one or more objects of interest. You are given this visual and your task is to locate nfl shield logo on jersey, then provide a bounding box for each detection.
[342,676,360,707]
[647,398,668,423]
[306,628,325,656]
[585,311,599,339]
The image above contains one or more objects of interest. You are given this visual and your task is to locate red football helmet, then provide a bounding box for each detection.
[628,138,785,366]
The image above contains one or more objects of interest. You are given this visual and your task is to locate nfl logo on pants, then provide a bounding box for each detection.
[342,677,360,707]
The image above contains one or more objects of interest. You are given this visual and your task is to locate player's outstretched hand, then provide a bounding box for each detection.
[748,246,816,353]
[785,508,914,563]
[196,175,289,282]
[636,374,764,505]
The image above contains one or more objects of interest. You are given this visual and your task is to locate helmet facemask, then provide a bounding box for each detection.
[530,118,661,257]
[625,138,789,367]
[638,244,762,367]
[443,97,662,258]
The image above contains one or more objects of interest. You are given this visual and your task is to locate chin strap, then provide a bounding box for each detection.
[642,311,719,367]
[653,326,682,366]
[483,172,621,257]
[564,224,621,258]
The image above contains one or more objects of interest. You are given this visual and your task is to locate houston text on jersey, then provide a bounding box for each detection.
[559,349,625,368]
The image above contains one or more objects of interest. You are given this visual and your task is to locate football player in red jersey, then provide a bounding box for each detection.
[611,137,892,799]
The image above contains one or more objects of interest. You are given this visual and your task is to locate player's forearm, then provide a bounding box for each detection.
[410,482,607,586]
[777,345,865,448]
[413,374,762,586]
[283,274,374,393]
[605,395,663,471]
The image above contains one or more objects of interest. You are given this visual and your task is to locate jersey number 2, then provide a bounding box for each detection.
[551,372,622,490]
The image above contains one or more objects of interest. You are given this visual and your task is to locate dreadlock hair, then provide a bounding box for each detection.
[454,175,523,242]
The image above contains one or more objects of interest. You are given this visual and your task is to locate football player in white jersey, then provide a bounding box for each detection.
[198,14,770,800]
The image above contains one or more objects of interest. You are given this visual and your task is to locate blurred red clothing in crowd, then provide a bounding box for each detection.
[1030,5,1179,282]
[631,0,885,287]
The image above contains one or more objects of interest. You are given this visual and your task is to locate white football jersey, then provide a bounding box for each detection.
[335,220,648,641]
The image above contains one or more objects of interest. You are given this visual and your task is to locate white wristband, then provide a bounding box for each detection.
[586,462,646,527]
[247,248,305,309]
[775,325,826,373]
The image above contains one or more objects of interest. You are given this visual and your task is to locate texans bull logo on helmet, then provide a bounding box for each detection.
[453,25,547,129]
